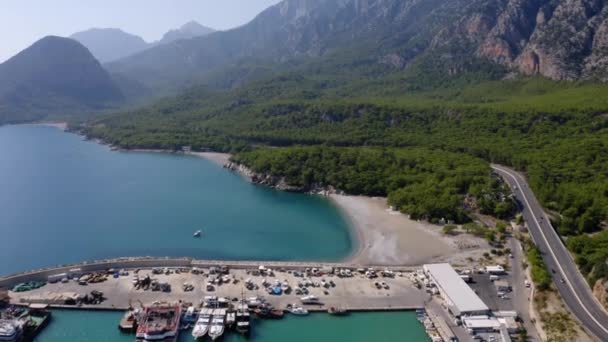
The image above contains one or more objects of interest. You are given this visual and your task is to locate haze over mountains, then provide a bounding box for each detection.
[0,36,123,124]
[70,21,216,63]
[2,0,608,126]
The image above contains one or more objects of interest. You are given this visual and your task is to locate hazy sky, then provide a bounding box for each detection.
[1,0,282,62]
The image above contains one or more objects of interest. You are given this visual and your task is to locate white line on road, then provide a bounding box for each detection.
[492,165,608,336]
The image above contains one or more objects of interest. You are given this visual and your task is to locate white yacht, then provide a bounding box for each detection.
[208,309,226,341]
[193,230,202,237]
[191,308,212,340]
[0,320,22,342]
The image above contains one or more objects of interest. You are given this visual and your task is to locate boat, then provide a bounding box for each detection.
[235,310,250,336]
[0,320,22,342]
[254,304,284,319]
[193,230,202,237]
[226,311,236,328]
[328,306,348,316]
[135,304,181,342]
[208,309,226,341]
[191,308,212,340]
[181,306,198,325]
[288,305,309,316]
[118,310,139,332]
[300,295,320,305]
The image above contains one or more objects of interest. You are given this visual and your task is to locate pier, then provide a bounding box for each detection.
[5,262,426,312]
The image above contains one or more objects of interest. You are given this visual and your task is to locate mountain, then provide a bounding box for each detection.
[70,28,148,63]
[106,0,608,95]
[157,21,215,45]
[0,36,124,124]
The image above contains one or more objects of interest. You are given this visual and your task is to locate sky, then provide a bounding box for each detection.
[0,0,283,62]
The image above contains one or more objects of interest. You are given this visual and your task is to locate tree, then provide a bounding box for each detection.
[442,224,457,235]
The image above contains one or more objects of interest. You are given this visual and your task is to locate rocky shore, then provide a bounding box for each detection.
[223,161,339,195]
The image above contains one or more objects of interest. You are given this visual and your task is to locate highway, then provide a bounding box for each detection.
[492,165,608,342]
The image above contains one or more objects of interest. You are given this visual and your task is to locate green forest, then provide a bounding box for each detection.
[233,146,516,223]
[80,58,608,282]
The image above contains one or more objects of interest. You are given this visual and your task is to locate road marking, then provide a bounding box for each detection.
[492,165,608,336]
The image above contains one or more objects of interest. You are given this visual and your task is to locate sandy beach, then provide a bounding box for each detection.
[188,151,232,166]
[330,195,490,266]
[37,122,67,131]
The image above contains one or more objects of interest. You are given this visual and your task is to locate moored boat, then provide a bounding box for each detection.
[135,303,181,342]
[288,305,309,316]
[328,306,348,316]
[191,308,212,340]
[0,319,22,342]
[208,309,226,341]
[254,304,284,319]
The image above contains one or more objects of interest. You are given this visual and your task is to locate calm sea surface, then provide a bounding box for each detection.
[38,310,430,342]
[0,125,352,276]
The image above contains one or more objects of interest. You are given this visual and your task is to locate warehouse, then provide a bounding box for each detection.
[423,263,490,317]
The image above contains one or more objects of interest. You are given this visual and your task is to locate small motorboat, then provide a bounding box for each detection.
[193,230,202,237]
[288,305,309,316]
[328,306,348,316]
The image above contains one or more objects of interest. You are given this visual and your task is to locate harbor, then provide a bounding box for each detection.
[2,261,433,341]
[1,258,531,341]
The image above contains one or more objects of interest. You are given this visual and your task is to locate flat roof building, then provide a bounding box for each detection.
[423,263,490,317]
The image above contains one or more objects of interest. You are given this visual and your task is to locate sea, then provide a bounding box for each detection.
[0,124,352,276]
[38,310,430,341]
[0,125,429,341]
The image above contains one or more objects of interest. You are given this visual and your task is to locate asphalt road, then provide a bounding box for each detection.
[492,164,608,342]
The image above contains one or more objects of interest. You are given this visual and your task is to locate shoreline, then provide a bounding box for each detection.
[21,126,489,267]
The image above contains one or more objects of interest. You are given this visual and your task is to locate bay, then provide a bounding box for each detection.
[0,125,353,276]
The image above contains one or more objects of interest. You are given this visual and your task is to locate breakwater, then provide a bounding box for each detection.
[0,256,418,289]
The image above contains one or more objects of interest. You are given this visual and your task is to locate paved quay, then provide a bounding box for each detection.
[7,265,427,312]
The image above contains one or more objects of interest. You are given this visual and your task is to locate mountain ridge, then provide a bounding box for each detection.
[0,36,124,124]
[71,21,216,64]
[105,0,608,96]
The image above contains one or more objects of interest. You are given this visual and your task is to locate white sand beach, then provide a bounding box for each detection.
[331,195,490,266]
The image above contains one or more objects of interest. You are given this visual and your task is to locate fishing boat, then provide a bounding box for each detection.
[193,230,202,238]
[191,308,212,340]
[235,310,250,336]
[208,309,226,341]
[254,304,284,319]
[328,306,348,316]
[135,304,181,342]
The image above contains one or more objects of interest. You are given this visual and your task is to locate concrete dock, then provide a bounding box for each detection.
[7,265,427,312]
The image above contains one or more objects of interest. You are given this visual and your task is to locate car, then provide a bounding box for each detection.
[560,278,565,284]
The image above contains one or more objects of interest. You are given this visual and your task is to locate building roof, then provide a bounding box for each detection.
[463,317,501,329]
[424,263,489,314]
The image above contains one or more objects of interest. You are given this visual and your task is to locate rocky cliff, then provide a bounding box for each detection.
[107,0,608,94]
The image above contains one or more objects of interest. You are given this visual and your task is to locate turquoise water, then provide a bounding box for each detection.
[38,310,430,342]
[0,125,352,276]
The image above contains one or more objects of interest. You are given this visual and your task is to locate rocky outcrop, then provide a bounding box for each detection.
[223,161,339,194]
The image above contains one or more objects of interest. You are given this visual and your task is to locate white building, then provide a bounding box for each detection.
[423,263,490,317]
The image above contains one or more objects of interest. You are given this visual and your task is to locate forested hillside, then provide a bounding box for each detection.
[82,0,608,284]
